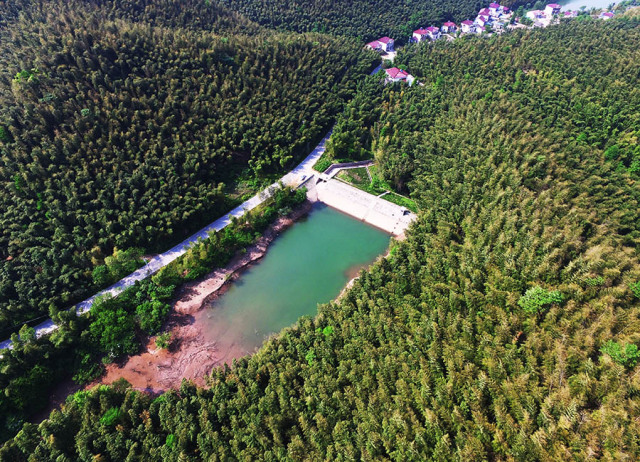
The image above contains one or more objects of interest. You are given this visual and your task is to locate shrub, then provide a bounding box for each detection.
[155,332,172,350]
[518,286,564,315]
[100,407,121,427]
[600,340,640,368]
[136,300,170,334]
[89,297,138,358]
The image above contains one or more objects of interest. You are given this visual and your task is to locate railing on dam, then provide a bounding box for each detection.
[323,160,374,178]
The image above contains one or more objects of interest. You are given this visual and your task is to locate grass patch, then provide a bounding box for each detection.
[337,164,418,212]
[336,168,370,187]
[313,155,333,172]
[381,192,418,212]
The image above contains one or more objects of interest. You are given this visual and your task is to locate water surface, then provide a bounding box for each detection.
[199,203,390,362]
[561,0,613,10]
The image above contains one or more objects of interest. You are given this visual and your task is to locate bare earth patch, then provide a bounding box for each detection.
[94,201,313,393]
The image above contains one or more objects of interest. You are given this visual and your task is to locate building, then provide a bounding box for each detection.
[600,11,614,19]
[544,3,562,17]
[366,37,395,53]
[563,10,578,18]
[426,26,441,40]
[461,20,475,33]
[384,67,414,85]
[476,15,490,27]
[441,21,457,33]
[526,10,545,20]
[412,28,429,42]
[479,7,492,17]
[489,3,502,16]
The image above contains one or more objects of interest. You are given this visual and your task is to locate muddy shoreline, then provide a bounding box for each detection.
[94,201,313,393]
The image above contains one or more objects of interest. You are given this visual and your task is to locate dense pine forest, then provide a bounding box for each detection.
[217,0,487,42]
[2,18,639,460]
[0,0,377,334]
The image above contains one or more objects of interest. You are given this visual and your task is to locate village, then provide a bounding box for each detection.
[367,2,626,85]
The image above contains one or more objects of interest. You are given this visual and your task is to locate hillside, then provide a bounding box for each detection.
[0,0,260,33]
[217,0,486,42]
[3,20,639,460]
[0,0,376,334]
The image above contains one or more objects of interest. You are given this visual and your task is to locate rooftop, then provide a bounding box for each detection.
[385,67,410,79]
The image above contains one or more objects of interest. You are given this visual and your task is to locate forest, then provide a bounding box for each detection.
[0,0,377,335]
[217,0,488,42]
[2,18,639,460]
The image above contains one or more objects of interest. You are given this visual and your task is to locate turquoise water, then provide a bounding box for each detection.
[199,203,390,362]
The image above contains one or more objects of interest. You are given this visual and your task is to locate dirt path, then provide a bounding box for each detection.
[94,202,312,393]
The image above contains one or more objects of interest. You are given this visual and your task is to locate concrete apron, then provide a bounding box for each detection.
[305,176,415,236]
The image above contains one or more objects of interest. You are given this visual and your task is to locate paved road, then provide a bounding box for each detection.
[0,130,332,350]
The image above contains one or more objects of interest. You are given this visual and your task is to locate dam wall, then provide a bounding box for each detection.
[306,177,416,236]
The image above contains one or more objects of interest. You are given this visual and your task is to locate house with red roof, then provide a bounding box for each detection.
[365,36,395,53]
[544,3,562,16]
[384,67,414,85]
[412,28,429,42]
[461,20,475,33]
[426,26,441,40]
[476,15,490,27]
[479,8,491,16]
[441,21,457,33]
[599,11,614,19]
[489,3,502,16]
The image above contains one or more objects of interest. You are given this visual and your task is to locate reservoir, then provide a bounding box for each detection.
[560,0,612,10]
[198,202,390,363]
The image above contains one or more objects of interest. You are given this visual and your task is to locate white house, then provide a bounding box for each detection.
[544,3,562,17]
[385,67,414,85]
[365,36,395,53]
[476,15,490,27]
[426,26,441,40]
[526,10,545,20]
[563,10,578,18]
[600,11,614,19]
[489,3,502,16]
[441,21,457,33]
[412,28,429,42]
[461,20,475,33]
